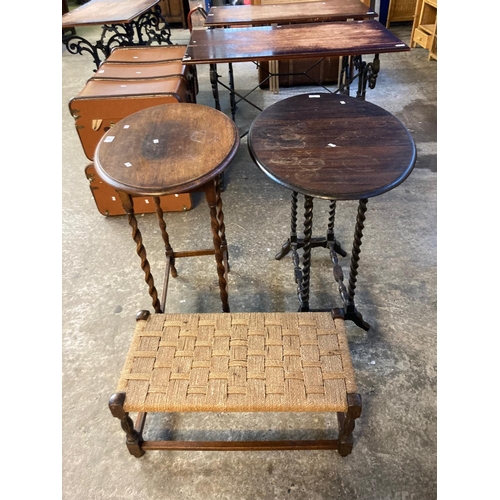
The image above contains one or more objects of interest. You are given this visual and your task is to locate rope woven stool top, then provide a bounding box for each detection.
[117,312,357,413]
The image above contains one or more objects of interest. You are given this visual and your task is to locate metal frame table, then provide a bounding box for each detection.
[202,0,378,99]
[62,0,172,69]
[248,93,416,330]
[182,19,409,121]
[204,1,377,27]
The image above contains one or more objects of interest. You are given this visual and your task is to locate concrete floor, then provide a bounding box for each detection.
[61,18,437,500]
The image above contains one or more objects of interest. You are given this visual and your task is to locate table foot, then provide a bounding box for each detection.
[344,306,370,331]
[275,237,347,260]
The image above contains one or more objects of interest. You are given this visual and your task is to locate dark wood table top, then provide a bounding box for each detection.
[248,93,416,200]
[204,1,377,27]
[62,0,159,28]
[183,20,409,65]
[94,103,239,196]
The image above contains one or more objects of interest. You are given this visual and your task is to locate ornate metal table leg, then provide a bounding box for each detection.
[338,55,351,96]
[210,64,222,111]
[298,195,314,312]
[275,191,299,260]
[63,34,105,70]
[118,191,162,313]
[135,5,172,45]
[228,63,237,121]
[205,180,230,312]
[344,198,370,330]
[355,54,380,100]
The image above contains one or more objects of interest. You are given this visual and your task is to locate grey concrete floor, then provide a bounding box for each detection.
[61,20,437,500]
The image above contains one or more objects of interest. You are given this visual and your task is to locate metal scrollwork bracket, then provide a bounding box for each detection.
[354,54,380,100]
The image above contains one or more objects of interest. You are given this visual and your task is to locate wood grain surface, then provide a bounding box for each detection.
[204,1,377,27]
[62,0,159,28]
[183,20,409,64]
[248,93,416,200]
[94,103,239,196]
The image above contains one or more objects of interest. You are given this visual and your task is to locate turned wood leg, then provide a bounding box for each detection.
[152,196,178,313]
[275,191,299,260]
[153,196,178,278]
[118,191,162,313]
[347,199,368,302]
[327,200,347,257]
[299,195,314,312]
[205,180,230,312]
[337,393,362,457]
[215,177,230,274]
[109,392,144,458]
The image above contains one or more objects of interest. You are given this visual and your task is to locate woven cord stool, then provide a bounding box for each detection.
[109,310,362,457]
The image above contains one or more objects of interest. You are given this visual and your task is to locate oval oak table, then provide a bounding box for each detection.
[248,93,416,330]
[94,103,240,313]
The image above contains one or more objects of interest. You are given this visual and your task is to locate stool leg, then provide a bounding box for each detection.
[205,180,230,312]
[109,393,144,458]
[337,393,362,457]
[118,191,162,313]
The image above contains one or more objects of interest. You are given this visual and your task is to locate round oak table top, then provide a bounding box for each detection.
[94,103,240,196]
[247,93,416,200]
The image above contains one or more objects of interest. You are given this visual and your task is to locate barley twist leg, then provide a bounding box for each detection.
[205,180,230,312]
[347,199,368,301]
[153,196,178,278]
[118,191,161,313]
[215,178,229,273]
[299,195,314,311]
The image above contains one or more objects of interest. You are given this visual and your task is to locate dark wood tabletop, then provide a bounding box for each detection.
[204,1,377,27]
[62,0,159,28]
[248,93,416,200]
[183,20,409,65]
[94,103,239,196]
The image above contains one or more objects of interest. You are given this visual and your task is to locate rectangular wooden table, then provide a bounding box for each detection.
[182,19,410,119]
[62,0,171,69]
[203,1,378,93]
[204,0,377,27]
[62,0,160,28]
[184,20,408,64]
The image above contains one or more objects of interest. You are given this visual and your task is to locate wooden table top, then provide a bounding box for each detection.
[183,20,409,65]
[94,103,239,196]
[62,0,159,28]
[204,1,377,27]
[248,93,416,200]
